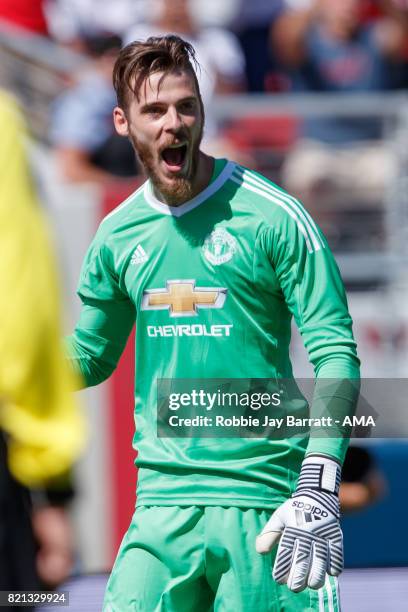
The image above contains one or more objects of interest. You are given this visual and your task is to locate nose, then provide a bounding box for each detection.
[164,106,182,133]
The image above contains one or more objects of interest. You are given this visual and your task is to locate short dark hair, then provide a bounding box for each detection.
[113,35,201,110]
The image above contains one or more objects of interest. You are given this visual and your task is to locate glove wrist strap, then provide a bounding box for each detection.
[296,454,341,496]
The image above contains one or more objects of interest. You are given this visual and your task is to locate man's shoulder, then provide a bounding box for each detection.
[95,181,148,241]
[228,163,303,224]
[228,164,324,251]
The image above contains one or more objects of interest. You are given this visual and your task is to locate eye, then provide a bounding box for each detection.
[179,100,196,114]
[144,106,165,117]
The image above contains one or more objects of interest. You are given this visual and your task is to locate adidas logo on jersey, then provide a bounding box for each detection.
[131,244,148,265]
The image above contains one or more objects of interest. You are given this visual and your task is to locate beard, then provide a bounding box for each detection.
[129,123,203,206]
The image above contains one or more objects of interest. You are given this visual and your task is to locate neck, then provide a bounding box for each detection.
[152,152,214,206]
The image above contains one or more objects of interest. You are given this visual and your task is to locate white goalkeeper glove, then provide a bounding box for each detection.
[256,454,343,592]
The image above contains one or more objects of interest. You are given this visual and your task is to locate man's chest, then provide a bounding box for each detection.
[117,218,277,319]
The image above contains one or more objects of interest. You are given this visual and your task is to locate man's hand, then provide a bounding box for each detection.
[256,454,343,592]
[32,506,74,588]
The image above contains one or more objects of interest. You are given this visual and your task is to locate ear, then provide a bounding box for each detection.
[113,106,129,137]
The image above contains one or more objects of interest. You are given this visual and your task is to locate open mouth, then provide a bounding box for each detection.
[161,144,188,172]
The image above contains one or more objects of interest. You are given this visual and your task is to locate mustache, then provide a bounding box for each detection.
[160,131,190,149]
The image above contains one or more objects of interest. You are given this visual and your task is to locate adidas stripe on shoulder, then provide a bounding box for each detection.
[230,166,325,254]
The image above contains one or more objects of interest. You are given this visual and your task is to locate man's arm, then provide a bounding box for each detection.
[271,3,318,68]
[67,299,135,388]
[375,15,408,59]
[67,301,135,388]
[67,238,135,388]
[263,197,360,463]
[55,148,119,185]
[255,194,359,591]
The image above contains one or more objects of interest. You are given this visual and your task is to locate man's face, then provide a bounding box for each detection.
[114,69,204,203]
[320,0,361,35]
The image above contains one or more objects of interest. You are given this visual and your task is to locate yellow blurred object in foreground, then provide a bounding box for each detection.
[0,91,85,487]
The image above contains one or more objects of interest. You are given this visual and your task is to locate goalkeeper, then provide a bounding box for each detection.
[68,35,360,611]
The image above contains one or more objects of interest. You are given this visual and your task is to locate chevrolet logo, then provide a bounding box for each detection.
[141,280,227,317]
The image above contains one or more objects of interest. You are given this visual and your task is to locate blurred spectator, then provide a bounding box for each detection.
[274,0,407,98]
[50,34,139,184]
[0,91,85,605]
[124,0,246,144]
[340,445,386,513]
[232,0,284,91]
[0,0,49,35]
[272,0,408,201]
[44,0,147,49]
[283,0,402,22]
[188,0,240,28]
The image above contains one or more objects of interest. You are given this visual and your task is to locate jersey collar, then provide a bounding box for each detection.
[144,160,236,217]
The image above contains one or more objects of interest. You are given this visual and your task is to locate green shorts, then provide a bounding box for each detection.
[103,506,340,612]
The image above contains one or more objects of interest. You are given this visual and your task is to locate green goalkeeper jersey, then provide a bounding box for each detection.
[69,158,360,509]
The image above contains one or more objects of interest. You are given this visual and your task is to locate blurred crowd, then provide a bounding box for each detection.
[0,0,407,188]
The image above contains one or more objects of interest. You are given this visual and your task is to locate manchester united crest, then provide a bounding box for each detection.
[203,228,237,266]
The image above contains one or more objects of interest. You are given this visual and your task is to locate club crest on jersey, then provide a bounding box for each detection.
[203,228,237,266]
